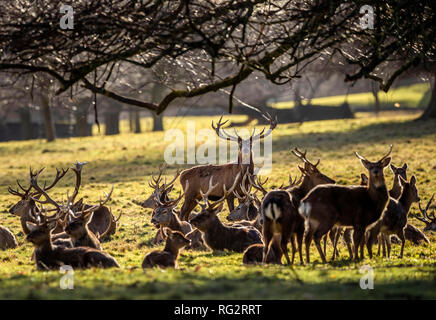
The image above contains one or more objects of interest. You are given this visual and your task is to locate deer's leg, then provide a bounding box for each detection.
[385,235,391,258]
[398,230,406,258]
[304,223,314,264]
[344,229,353,260]
[331,228,341,261]
[353,228,365,261]
[290,234,297,265]
[314,231,327,264]
[322,233,328,257]
[262,226,273,264]
[180,195,198,221]
[280,234,292,265]
[296,231,304,265]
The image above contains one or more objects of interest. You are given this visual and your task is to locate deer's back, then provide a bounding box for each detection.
[0,225,18,249]
[142,250,175,268]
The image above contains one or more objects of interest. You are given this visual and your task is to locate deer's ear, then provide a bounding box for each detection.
[398,175,407,187]
[26,222,38,232]
[402,163,408,170]
[360,173,368,185]
[381,157,391,168]
[390,164,397,172]
[359,159,371,170]
[410,175,416,185]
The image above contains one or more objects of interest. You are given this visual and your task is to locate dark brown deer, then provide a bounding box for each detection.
[26,210,119,270]
[403,223,430,244]
[299,145,392,263]
[410,194,436,232]
[8,167,69,234]
[243,235,282,265]
[189,173,263,252]
[260,148,335,265]
[389,163,408,199]
[142,228,191,269]
[0,225,18,250]
[366,175,420,258]
[178,112,277,221]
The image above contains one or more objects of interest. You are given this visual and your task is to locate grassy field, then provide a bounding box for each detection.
[0,111,435,299]
[272,82,430,110]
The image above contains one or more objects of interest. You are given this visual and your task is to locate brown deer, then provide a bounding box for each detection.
[299,145,392,263]
[410,194,436,232]
[243,237,282,265]
[259,148,335,265]
[8,167,69,234]
[26,210,119,270]
[178,112,277,221]
[0,225,18,250]
[403,223,430,245]
[142,164,178,210]
[366,175,420,258]
[142,227,191,269]
[389,163,408,199]
[189,173,263,252]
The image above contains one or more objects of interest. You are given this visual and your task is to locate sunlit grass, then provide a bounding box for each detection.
[0,112,435,299]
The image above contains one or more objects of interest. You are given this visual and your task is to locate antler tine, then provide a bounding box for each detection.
[29,168,61,209]
[251,112,278,141]
[163,181,189,207]
[8,186,23,197]
[248,174,268,196]
[17,179,32,194]
[233,189,246,201]
[425,194,434,212]
[208,172,241,210]
[291,147,308,163]
[212,116,239,142]
[43,167,69,191]
[81,185,114,215]
[67,161,87,206]
[409,212,429,224]
[379,145,393,161]
[163,169,180,193]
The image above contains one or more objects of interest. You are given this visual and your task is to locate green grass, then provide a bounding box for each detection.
[272,82,430,110]
[0,111,435,299]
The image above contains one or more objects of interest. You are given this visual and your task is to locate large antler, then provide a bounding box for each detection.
[148,163,167,189]
[78,185,114,215]
[251,112,278,141]
[29,168,61,210]
[291,147,320,168]
[196,177,220,208]
[211,116,240,142]
[411,194,435,223]
[206,172,241,210]
[248,174,269,196]
[355,145,393,163]
[67,161,87,206]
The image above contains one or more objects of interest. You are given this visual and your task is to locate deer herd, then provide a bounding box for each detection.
[1,112,435,272]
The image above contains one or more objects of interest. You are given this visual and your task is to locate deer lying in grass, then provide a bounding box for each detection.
[179,112,277,221]
[410,194,436,232]
[299,145,392,262]
[389,163,408,199]
[0,225,18,250]
[142,164,178,210]
[142,228,191,269]
[259,148,335,265]
[26,210,119,270]
[366,175,420,258]
[243,236,282,265]
[189,173,263,252]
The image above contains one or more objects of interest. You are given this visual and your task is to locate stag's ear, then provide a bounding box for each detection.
[410,175,416,186]
[360,173,369,186]
[402,163,408,170]
[381,157,391,168]
[26,222,38,232]
[390,164,397,172]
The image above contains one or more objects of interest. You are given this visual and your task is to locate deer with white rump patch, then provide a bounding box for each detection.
[299,145,393,263]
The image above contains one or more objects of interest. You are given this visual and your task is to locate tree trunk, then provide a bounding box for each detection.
[105,112,121,135]
[134,110,141,133]
[371,81,380,115]
[40,92,56,142]
[75,113,91,137]
[151,82,165,131]
[418,71,436,120]
[18,107,32,140]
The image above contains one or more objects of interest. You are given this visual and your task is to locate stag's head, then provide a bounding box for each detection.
[25,208,60,246]
[8,167,68,217]
[410,194,436,232]
[190,173,240,231]
[390,163,408,180]
[162,227,191,249]
[143,164,179,209]
[399,175,420,203]
[291,148,335,189]
[227,171,260,222]
[64,186,114,239]
[212,112,277,165]
[355,145,392,188]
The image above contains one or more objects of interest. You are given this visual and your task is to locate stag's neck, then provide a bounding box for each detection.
[168,211,183,232]
[390,175,402,198]
[398,187,413,214]
[34,237,54,254]
[368,179,389,210]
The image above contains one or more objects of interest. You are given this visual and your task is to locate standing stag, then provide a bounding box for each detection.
[178,112,277,221]
[299,145,393,263]
[389,163,408,199]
